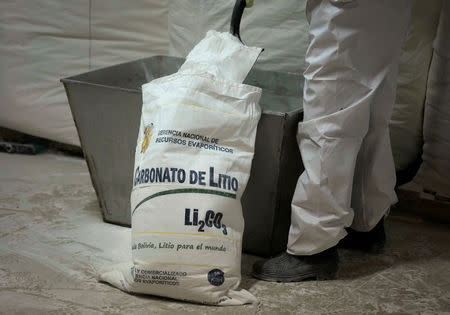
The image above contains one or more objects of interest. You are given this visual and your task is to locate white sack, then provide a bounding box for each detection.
[413,2,450,198]
[389,0,443,171]
[0,0,169,146]
[168,0,309,73]
[99,31,262,305]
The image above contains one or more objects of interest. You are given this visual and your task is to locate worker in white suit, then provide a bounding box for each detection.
[252,0,412,281]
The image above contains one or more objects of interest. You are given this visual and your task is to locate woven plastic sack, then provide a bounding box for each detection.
[99,30,262,305]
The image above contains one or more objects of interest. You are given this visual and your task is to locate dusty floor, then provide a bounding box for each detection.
[0,151,449,314]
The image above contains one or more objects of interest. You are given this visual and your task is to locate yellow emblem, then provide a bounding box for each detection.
[141,124,153,153]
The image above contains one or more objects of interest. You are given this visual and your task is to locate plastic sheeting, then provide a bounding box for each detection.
[168,0,444,173]
[1,0,444,170]
[0,0,168,146]
[168,0,309,73]
[390,0,443,171]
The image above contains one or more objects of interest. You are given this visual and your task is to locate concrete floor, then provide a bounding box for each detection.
[0,151,449,314]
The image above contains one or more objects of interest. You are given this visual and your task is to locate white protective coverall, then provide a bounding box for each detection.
[288,0,412,255]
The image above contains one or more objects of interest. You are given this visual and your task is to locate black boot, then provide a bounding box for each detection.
[251,247,339,282]
[338,218,386,253]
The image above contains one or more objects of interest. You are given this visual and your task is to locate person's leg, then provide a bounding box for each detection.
[253,0,411,281]
[339,64,401,252]
[350,64,400,232]
[288,0,411,255]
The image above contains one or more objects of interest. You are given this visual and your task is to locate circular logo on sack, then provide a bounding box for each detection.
[207,269,225,286]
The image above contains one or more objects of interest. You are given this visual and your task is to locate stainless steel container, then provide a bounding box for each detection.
[62,55,303,256]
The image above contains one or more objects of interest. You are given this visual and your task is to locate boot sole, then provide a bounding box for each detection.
[251,268,337,283]
[338,242,386,254]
